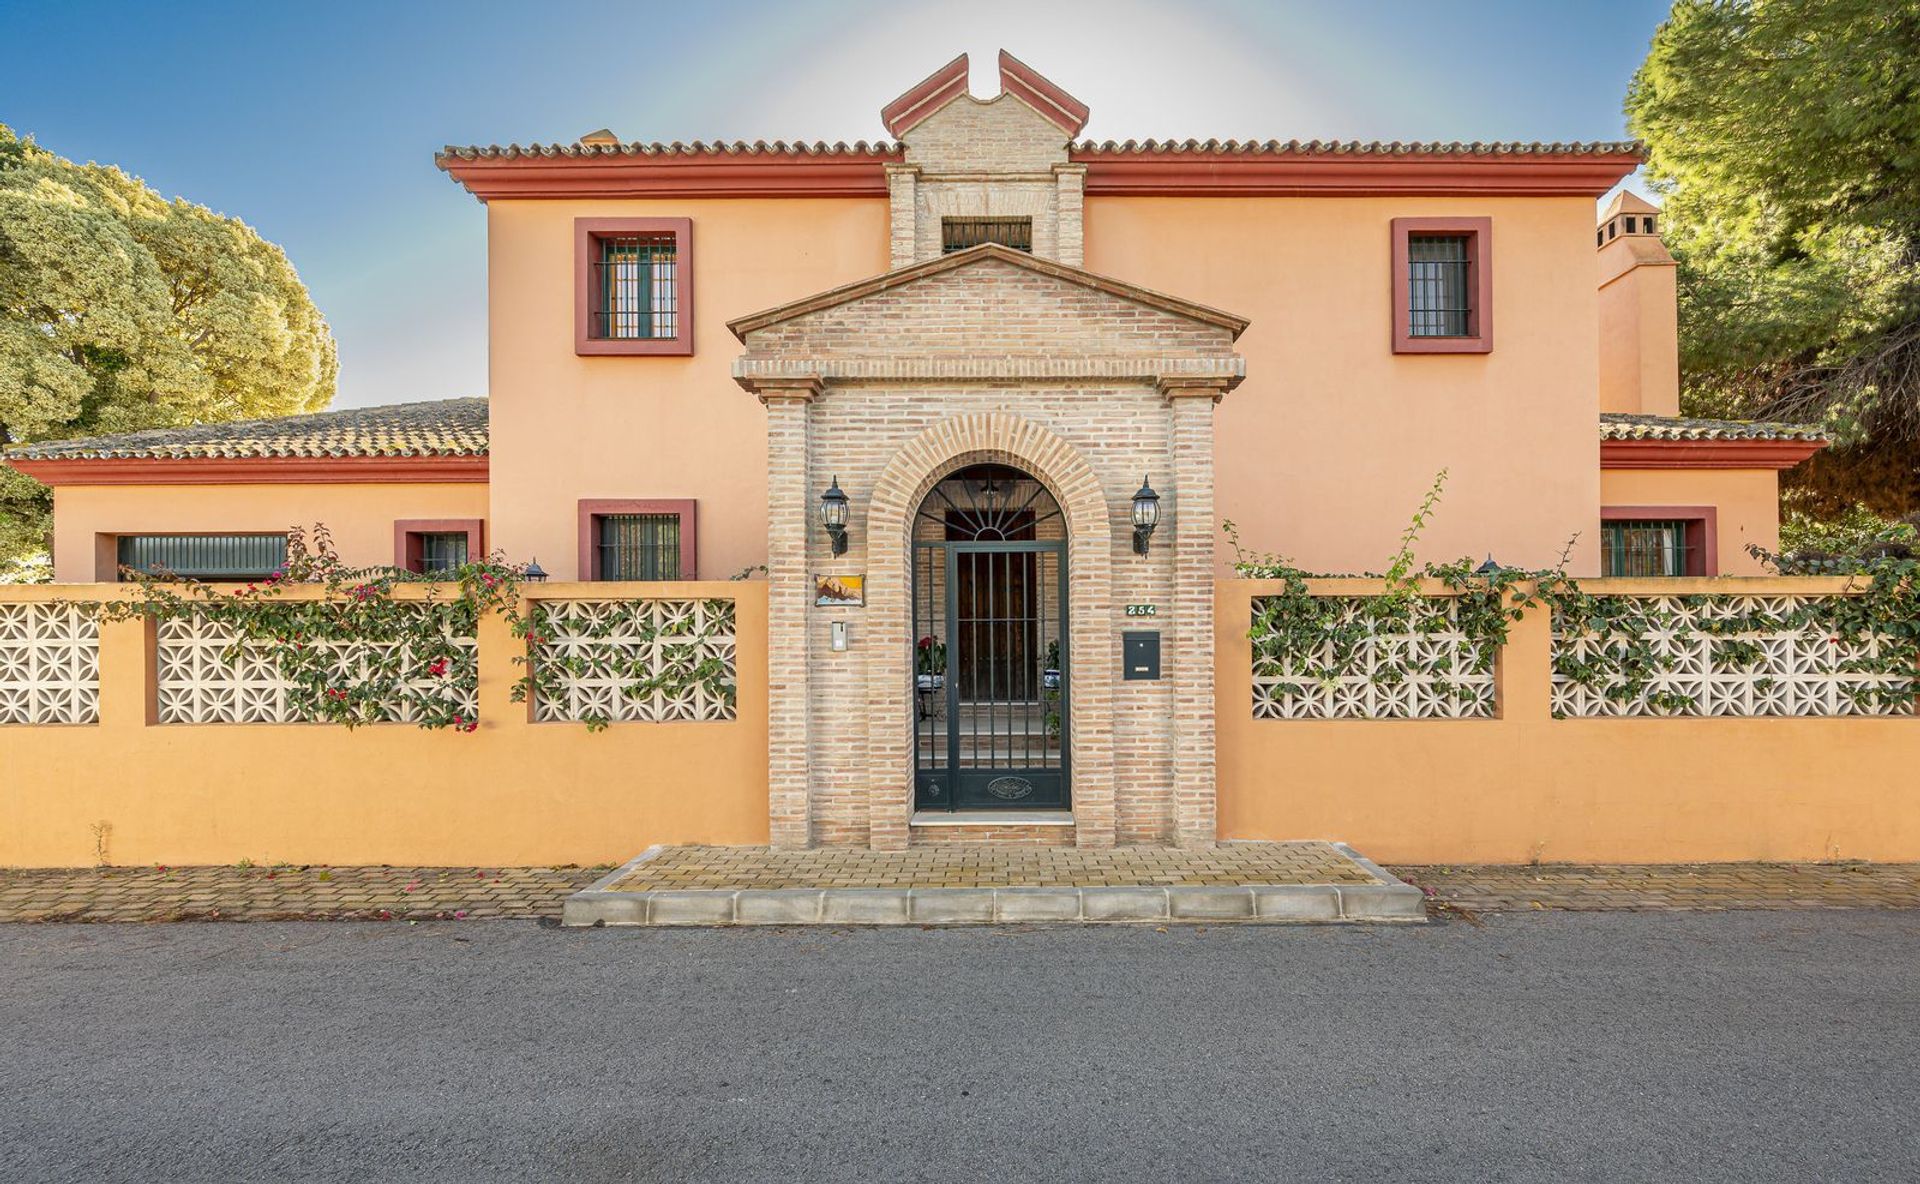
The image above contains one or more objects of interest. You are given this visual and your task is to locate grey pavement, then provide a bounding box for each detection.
[3,911,1917,1183]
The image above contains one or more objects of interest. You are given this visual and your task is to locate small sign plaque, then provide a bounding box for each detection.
[816,574,865,607]
[1124,603,1157,617]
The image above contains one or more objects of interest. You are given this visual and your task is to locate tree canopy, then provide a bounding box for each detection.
[1627,0,1920,515]
[0,124,336,565]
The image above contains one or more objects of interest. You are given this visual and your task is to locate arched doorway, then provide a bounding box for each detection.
[911,463,1069,811]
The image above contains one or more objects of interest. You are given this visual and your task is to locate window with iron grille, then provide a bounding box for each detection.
[593,234,679,341]
[414,532,469,575]
[941,217,1033,254]
[1602,520,1692,577]
[1407,234,1473,337]
[117,534,288,580]
[596,514,681,581]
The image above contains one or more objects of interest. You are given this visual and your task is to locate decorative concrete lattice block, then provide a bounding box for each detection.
[1551,594,1916,718]
[0,603,100,725]
[530,598,737,724]
[1251,596,1497,720]
[154,608,477,724]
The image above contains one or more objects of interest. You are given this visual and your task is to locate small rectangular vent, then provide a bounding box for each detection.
[942,217,1033,254]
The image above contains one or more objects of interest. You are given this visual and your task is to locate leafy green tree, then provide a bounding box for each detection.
[0,124,336,566]
[1627,0,1920,515]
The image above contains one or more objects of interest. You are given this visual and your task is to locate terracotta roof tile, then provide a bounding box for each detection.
[1599,412,1828,443]
[1072,138,1643,158]
[436,140,902,164]
[6,399,489,461]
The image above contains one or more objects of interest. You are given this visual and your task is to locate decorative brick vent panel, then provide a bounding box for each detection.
[1551,594,1917,718]
[1250,597,1497,720]
[155,610,477,725]
[530,598,737,724]
[0,603,100,725]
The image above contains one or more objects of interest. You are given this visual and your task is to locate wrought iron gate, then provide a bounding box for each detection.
[911,466,1069,811]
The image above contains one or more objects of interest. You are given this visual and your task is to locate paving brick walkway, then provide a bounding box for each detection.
[598,842,1382,891]
[0,865,602,923]
[1395,862,1920,914]
[6,858,1919,923]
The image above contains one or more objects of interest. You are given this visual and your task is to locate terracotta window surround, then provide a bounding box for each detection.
[1600,505,1717,576]
[394,519,485,574]
[577,499,698,580]
[574,217,693,357]
[1391,216,1492,354]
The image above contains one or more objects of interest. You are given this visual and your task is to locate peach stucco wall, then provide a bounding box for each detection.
[1085,196,1605,575]
[0,582,769,867]
[1216,579,1920,863]
[485,198,889,580]
[1601,468,1780,574]
[50,483,488,582]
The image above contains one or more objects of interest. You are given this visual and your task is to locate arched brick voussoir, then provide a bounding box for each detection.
[863,411,1119,850]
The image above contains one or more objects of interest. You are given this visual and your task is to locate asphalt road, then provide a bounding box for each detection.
[4,912,1917,1183]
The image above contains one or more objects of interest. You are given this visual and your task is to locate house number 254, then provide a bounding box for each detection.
[1124,604,1157,617]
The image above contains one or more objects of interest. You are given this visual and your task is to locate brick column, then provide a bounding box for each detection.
[886,165,920,270]
[1166,381,1225,847]
[1052,164,1086,269]
[758,379,819,849]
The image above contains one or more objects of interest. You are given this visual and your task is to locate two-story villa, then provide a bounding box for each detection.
[5,54,1832,852]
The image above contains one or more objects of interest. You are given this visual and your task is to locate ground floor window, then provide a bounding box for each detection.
[116,534,287,581]
[394,520,484,577]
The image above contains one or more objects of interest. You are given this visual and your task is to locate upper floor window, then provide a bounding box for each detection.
[574,218,693,357]
[942,217,1032,254]
[116,534,287,581]
[578,499,698,580]
[1406,235,1472,338]
[1391,217,1492,355]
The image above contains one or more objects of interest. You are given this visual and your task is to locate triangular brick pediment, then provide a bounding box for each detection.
[729,243,1248,348]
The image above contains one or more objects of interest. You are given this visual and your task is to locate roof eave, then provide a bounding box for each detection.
[5,454,490,487]
[1600,438,1827,471]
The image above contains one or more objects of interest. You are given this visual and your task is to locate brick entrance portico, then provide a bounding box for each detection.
[735,258,1244,850]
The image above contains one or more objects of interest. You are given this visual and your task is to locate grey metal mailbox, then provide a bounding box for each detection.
[1123,631,1160,680]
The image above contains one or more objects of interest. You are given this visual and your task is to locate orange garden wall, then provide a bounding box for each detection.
[0,582,768,867]
[1085,196,1604,576]
[50,483,489,582]
[486,197,890,581]
[1215,579,1920,863]
[1601,469,1780,575]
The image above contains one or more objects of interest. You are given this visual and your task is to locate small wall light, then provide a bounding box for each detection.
[1474,555,1502,582]
[1131,475,1160,557]
[820,476,850,556]
[523,558,549,582]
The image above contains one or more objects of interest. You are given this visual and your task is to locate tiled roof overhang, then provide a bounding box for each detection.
[1070,140,1644,197]
[1599,413,1828,470]
[3,398,491,486]
[436,139,1642,200]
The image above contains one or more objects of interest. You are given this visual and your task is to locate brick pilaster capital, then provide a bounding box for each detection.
[742,375,824,405]
[1158,376,1232,403]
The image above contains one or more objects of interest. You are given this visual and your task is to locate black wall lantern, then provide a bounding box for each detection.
[1474,554,1502,581]
[523,558,549,582]
[820,476,850,556]
[1131,475,1160,556]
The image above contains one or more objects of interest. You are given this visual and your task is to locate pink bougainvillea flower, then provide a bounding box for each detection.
[454,910,468,920]
[428,658,449,677]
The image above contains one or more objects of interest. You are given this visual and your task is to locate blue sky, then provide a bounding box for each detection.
[1,0,1673,409]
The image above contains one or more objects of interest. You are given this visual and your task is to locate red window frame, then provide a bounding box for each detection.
[393,519,485,574]
[577,499,698,581]
[1599,506,1717,577]
[574,217,694,357]
[1391,216,1493,354]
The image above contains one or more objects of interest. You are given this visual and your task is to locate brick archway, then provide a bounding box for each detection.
[864,412,1116,849]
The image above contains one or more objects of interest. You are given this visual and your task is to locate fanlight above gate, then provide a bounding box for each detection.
[916,465,1064,542]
